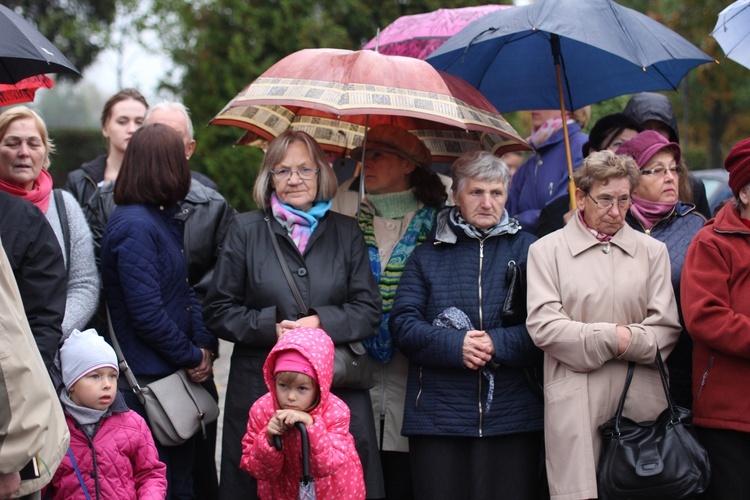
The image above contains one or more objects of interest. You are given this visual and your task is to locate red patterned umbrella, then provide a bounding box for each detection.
[364,5,511,60]
[0,74,54,107]
[211,48,528,159]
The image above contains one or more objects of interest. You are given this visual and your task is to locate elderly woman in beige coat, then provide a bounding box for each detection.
[526,150,681,500]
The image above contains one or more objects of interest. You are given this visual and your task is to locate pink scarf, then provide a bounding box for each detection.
[630,196,675,230]
[0,169,53,213]
[527,117,574,148]
[577,210,613,242]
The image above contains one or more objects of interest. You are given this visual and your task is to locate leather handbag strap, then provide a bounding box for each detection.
[266,216,306,316]
[614,347,675,433]
[105,304,146,404]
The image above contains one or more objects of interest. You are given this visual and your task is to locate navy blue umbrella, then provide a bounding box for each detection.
[427,0,713,205]
[0,4,80,84]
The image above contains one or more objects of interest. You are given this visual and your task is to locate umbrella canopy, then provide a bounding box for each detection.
[363,5,511,60]
[215,104,529,163]
[712,0,750,70]
[213,48,516,136]
[427,0,714,113]
[0,74,54,107]
[0,4,80,84]
[211,48,529,161]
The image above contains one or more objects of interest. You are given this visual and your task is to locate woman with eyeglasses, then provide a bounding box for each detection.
[616,130,706,410]
[526,150,681,499]
[203,130,383,500]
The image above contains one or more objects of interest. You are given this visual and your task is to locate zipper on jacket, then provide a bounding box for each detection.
[415,366,423,408]
[477,239,485,437]
[696,355,714,403]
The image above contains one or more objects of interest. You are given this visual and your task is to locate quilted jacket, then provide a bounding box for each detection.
[240,327,365,499]
[101,203,217,378]
[389,208,544,437]
[48,397,166,499]
[626,202,705,407]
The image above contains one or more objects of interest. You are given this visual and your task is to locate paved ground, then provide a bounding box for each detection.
[213,338,233,473]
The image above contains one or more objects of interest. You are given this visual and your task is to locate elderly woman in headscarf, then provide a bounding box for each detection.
[526,150,681,500]
[681,138,750,499]
[389,150,544,500]
[616,130,706,409]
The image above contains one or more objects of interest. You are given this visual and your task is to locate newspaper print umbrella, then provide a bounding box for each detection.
[363,5,511,60]
[211,48,529,159]
[0,4,79,84]
[217,104,529,163]
[712,0,750,70]
[0,74,54,107]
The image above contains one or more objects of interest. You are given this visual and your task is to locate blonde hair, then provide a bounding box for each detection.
[0,106,54,169]
[574,149,640,193]
[572,106,592,129]
[253,130,338,210]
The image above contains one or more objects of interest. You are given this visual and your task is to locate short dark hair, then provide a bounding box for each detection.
[101,88,148,128]
[114,123,191,206]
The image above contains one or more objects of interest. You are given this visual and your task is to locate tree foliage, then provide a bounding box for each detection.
[3,0,126,77]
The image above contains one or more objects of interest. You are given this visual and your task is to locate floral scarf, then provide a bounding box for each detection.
[360,204,437,362]
[270,192,331,254]
[0,168,53,213]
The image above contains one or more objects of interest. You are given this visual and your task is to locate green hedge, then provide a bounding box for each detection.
[48,128,106,188]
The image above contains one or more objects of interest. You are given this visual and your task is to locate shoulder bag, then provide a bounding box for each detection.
[105,306,219,447]
[500,259,526,326]
[596,348,711,499]
[266,217,373,390]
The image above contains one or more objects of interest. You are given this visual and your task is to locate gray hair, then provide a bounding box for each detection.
[451,150,511,197]
[144,101,194,141]
[574,149,640,193]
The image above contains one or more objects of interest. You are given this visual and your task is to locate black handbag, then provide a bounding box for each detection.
[266,217,373,390]
[500,259,526,326]
[597,348,711,499]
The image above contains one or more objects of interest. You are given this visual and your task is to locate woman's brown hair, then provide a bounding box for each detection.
[114,123,191,206]
[101,88,148,128]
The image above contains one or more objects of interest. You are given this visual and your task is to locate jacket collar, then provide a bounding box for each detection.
[433,206,520,244]
[80,154,107,183]
[710,201,750,235]
[564,211,637,257]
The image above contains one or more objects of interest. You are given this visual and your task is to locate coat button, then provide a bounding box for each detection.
[297,268,308,277]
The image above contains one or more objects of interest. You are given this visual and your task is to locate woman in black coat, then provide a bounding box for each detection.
[203,130,383,499]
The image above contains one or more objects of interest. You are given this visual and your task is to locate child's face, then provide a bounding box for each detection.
[275,374,318,412]
[69,367,118,411]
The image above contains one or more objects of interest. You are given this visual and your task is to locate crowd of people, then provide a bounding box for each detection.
[0,87,748,500]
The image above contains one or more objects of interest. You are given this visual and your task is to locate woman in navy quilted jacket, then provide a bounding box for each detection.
[616,131,705,409]
[389,151,544,500]
[101,123,217,499]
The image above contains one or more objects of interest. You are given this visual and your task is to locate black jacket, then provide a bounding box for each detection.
[203,209,382,499]
[0,192,66,370]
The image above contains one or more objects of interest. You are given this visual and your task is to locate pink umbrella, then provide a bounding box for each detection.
[363,5,511,60]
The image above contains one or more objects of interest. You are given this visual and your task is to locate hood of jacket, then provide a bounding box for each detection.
[709,200,750,235]
[623,92,679,144]
[262,327,335,413]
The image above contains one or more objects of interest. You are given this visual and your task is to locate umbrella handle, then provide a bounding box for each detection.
[273,435,282,451]
[295,422,312,484]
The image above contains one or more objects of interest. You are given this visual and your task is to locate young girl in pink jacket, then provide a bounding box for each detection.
[240,327,365,499]
[47,329,167,499]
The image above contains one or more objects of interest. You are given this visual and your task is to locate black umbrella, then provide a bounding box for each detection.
[0,4,80,84]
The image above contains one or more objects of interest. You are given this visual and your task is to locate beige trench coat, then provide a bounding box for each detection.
[526,216,681,500]
[0,238,69,497]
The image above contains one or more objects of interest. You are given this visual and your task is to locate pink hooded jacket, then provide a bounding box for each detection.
[49,408,166,499]
[240,327,365,499]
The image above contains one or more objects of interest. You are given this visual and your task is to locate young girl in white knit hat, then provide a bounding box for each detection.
[45,329,167,499]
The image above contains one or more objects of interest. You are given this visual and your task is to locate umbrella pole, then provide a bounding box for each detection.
[357,115,370,221]
[551,34,577,212]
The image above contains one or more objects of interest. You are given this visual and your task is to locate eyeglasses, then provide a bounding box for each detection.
[271,167,319,180]
[641,166,682,177]
[587,193,631,210]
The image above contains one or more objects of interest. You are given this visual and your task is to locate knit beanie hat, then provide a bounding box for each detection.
[274,350,317,383]
[61,328,119,390]
[615,130,681,169]
[724,138,750,197]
